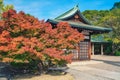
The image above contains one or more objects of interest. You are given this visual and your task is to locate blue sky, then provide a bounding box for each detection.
[4,0,120,20]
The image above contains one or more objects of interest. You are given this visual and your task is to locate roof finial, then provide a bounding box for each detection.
[76,3,79,7]
[74,4,79,8]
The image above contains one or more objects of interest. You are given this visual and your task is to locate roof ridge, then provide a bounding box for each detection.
[55,5,92,25]
[55,6,78,20]
[55,5,79,19]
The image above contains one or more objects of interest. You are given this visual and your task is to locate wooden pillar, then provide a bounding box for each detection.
[92,43,94,55]
[101,44,104,55]
[78,42,80,60]
[88,42,91,60]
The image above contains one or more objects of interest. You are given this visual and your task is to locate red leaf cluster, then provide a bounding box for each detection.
[0,9,84,63]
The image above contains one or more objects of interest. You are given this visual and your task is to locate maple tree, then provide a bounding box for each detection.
[0,9,84,71]
[0,0,14,19]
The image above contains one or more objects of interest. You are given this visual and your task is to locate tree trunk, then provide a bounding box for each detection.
[37,60,44,75]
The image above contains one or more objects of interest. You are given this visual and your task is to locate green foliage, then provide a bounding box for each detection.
[82,10,110,25]
[13,52,29,60]
[103,43,112,55]
[114,50,120,56]
[10,58,41,72]
[83,2,120,54]
[10,61,38,72]
[57,60,67,67]
[111,1,120,10]
[0,0,14,19]
[10,62,28,68]
[0,51,9,56]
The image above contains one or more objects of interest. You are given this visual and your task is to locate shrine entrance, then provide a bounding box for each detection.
[47,5,112,60]
[94,43,101,55]
[91,43,104,55]
[72,41,90,60]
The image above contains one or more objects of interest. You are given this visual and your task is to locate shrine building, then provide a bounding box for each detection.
[47,5,112,60]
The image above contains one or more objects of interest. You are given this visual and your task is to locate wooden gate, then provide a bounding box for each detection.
[72,41,90,60]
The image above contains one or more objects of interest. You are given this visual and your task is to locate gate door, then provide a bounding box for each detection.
[79,41,89,60]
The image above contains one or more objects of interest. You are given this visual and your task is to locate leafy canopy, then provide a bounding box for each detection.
[83,1,120,52]
[0,0,14,19]
[0,9,84,65]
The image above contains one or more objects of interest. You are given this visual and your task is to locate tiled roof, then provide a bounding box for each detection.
[47,5,112,34]
[91,35,108,43]
[47,19,112,33]
[55,5,91,25]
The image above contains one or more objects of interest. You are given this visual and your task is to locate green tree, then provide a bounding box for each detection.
[82,10,110,25]
[83,2,120,54]
[111,2,120,10]
[0,0,14,19]
[99,9,120,53]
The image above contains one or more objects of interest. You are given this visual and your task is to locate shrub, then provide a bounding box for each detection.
[115,50,120,56]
